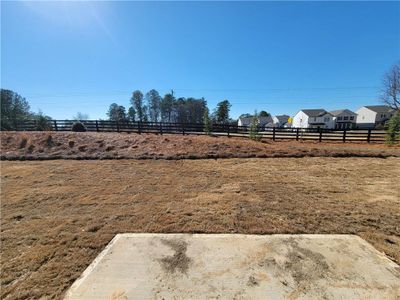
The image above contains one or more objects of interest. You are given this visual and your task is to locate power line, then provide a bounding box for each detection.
[23,85,380,98]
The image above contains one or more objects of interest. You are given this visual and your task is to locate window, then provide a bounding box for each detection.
[381,114,386,118]
[343,116,349,120]
[350,116,354,120]
[314,117,317,121]
[324,117,330,122]
[337,116,343,121]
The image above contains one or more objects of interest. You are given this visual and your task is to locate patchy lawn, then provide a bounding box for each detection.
[1,157,399,298]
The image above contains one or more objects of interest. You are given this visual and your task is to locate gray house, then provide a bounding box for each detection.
[355,105,396,129]
[267,115,291,128]
[330,109,357,129]
[238,116,273,128]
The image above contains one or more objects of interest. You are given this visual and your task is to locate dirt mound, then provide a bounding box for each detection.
[1,131,399,160]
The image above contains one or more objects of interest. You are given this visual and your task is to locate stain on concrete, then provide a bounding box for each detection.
[159,239,191,274]
[257,238,334,299]
[247,275,259,286]
[285,238,331,284]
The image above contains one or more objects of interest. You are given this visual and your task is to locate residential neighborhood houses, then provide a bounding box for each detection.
[292,109,335,129]
[355,105,397,129]
[330,109,357,129]
[238,105,396,130]
[238,115,273,128]
[270,115,292,128]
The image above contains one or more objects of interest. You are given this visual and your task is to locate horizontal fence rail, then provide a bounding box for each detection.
[6,119,395,143]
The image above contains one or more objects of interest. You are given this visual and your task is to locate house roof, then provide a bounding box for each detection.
[238,116,272,125]
[300,109,330,117]
[329,109,357,117]
[364,105,394,113]
[274,115,290,123]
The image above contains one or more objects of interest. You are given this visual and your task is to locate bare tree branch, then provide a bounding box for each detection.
[381,62,400,110]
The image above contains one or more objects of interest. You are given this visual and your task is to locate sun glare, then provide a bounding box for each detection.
[21,1,110,30]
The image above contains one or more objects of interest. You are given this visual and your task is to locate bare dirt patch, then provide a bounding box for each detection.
[1,131,399,160]
[1,157,399,299]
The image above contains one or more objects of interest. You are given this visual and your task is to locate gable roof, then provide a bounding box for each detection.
[300,109,330,117]
[329,109,357,117]
[238,116,272,126]
[274,115,290,123]
[364,105,394,113]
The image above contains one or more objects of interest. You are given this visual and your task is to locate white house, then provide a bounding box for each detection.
[238,116,272,128]
[355,105,396,129]
[265,115,291,128]
[292,109,335,129]
[330,109,357,129]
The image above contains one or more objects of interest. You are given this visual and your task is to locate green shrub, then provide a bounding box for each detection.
[71,122,86,132]
[203,108,212,135]
[35,115,52,131]
[249,113,262,141]
[386,112,400,145]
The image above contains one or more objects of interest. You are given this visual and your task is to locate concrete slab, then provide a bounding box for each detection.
[65,234,400,300]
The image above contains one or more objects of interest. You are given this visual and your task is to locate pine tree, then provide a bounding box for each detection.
[249,111,262,141]
[203,107,212,135]
[386,111,400,145]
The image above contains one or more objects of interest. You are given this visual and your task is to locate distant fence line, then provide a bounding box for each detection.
[9,119,391,143]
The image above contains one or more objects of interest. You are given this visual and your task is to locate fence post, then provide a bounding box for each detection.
[116,121,120,132]
[367,129,371,143]
[318,128,322,142]
[227,124,230,137]
[159,123,163,135]
[182,124,185,135]
[296,128,299,141]
[343,129,346,143]
[95,120,99,132]
[53,120,58,131]
[138,122,141,134]
[272,127,276,141]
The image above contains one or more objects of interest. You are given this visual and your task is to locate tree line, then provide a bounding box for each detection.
[0,89,52,130]
[0,88,233,130]
[107,89,233,124]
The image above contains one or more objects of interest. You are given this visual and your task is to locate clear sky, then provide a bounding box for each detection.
[1,1,399,119]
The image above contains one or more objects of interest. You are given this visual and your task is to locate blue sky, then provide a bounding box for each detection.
[1,1,399,119]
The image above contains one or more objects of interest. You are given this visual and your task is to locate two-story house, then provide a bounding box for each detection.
[330,109,357,129]
[355,105,396,129]
[292,109,335,129]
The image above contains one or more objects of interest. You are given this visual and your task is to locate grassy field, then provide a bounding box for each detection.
[1,157,399,299]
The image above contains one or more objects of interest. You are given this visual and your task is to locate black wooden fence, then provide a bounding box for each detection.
[8,119,391,143]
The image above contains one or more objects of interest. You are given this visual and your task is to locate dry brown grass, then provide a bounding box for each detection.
[1,131,400,160]
[1,157,400,299]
